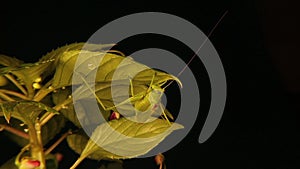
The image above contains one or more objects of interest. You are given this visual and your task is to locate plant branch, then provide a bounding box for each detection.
[0,91,15,101]
[33,79,54,102]
[35,121,43,149]
[15,144,30,167]
[29,122,46,169]
[45,130,72,155]
[0,89,30,100]
[40,97,73,126]
[70,153,89,169]
[4,74,28,95]
[0,124,29,139]
[26,85,35,100]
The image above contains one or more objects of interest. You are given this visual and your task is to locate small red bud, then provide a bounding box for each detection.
[20,159,40,169]
[55,153,63,162]
[109,111,120,120]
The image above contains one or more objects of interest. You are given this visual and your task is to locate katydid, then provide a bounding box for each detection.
[77,70,182,124]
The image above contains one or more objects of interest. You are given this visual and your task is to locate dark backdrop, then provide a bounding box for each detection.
[0,1,299,169]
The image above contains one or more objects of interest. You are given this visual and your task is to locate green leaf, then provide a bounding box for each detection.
[39,114,66,145]
[0,102,15,123]
[39,42,114,66]
[51,43,182,122]
[39,43,115,80]
[73,80,147,101]
[40,42,114,88]
[52,50,122,89]
[52,88,80,127]
[0,60,54,93]
[52,48,181,88]
[70,118,183,164]
[52,88,110,128]
[0,101,59,125]
[66,131,91,157]
[0,54,23,67]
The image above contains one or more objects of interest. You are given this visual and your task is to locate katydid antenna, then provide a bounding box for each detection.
[164,10,228,89]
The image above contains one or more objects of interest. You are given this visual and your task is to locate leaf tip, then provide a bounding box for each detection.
[170,123,184,130]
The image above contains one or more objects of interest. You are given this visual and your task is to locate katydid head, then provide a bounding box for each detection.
[148,85,164,104]
[146,72,181,105]
[151,84,165,92]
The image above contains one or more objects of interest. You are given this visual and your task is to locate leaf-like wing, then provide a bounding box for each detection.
[52,49,181,88]
[52,88,110,128]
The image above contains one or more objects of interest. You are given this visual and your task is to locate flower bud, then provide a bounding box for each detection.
[109,111,120,120]
[19,158,40,169]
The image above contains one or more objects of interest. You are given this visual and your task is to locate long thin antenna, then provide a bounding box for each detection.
[165,10,228,88]
[178,10,228,77]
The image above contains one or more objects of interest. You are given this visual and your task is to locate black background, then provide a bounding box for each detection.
[0,0,299,169]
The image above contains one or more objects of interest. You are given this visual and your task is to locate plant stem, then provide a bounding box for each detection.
[0,92,15,101]
[4,74,28,95]
[27,85,35,100]
[45,130,72,155]
[33,79,54,102]
[15,144,30,166]
[29,122,46,169]
[0,89,30,100]
[69,154,89,169]
[0,124,29,139]
[40,97,72,126]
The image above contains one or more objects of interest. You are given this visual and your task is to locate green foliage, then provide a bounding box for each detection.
[0,55,23,68]
[0,101,59,125]
[0,42,183,169]
[67,118,183,161]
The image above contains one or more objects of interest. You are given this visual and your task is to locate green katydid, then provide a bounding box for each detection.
[48,47,182,124]
[76,67,182,124]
